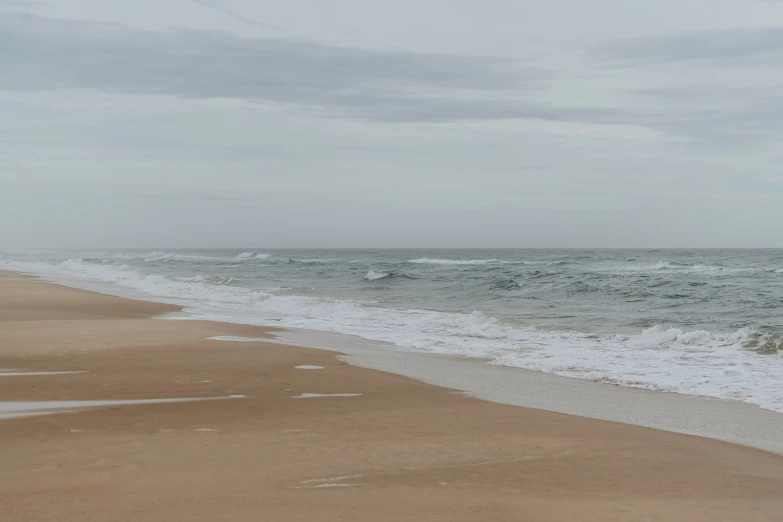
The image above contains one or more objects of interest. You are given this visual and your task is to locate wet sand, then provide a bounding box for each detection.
[2,270,783,521]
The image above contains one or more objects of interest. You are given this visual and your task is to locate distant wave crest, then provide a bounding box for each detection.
[409,257,508,265]
[235,252,271,261]
[407,257,554,266]
[601,261,759,274]
[144,252,224,263]
[365,270,392,281]
[288,258,333,264]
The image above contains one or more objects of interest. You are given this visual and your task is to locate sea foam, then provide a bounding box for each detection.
[365,271,391,281]
[3,256,783,414]
[409,257,508,265]
[235,252,271,261]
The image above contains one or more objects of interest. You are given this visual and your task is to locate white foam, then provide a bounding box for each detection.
[408,257,507,265]
[93,251,270,264]
[295,365,324,370]
[4,259,271,308]
[143,252,228,263]
[598,261,759,274]
[407,257,549,266]
[4,258,783,414]
[364,271,391,281]
[174,275,235,286]
[291,393,362,399]
[291,258,333,264]
[235,252,271,261]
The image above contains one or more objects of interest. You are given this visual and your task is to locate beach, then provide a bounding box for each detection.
[2,269,783,521]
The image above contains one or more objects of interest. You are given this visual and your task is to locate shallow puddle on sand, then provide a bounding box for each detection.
[209,336,268,342]
[0,370,85,377]
[291,393,362,399]
[0,395,246,420]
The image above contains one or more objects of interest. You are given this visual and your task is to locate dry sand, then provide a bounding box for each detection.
[2,270,783,521]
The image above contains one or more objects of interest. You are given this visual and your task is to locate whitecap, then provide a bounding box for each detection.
[364,271,391,281]
[408,258,507,265]
[235,252,271,261]
[5,256,783,414]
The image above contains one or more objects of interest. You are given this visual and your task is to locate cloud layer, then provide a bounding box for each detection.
[2,1,783,248]
[5,10,783,144]
[2,12,591,123]
[593,27,783,67]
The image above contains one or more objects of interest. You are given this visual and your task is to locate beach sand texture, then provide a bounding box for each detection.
[2,270,783,521]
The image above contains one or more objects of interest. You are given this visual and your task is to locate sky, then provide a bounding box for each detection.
[2,0,783,248]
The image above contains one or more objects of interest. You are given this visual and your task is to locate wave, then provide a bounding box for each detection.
[364,271,416,281]
[408,257,514,265]
[235,252,271,261]
[92,251,272,263]
[365,271,392,281]
[288,258,333,264]
[3,257,783,414]
[408,257,556,266]
[599,261,684,272]
[174,275,235,286]
[143,252,227,263]
[4,259,269,308]
[690,264,757,273]
[489,277,521,290]
[66,252,227,263]
[600,261,759,274]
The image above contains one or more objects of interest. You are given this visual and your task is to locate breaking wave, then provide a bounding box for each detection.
[3,253,782,414]
[143,252,226,263]
[408,257,555,266]
[105,251,272,263]
[235,252,271,261]
[174,275,235,286]
[409,257,510,265]
[599,261,761,274]
[365,270,392,281]
[288,258,333,264]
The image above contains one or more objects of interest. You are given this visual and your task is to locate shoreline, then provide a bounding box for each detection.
[268,328,783,455]
[2,270,783,520]
[7,267,783,454]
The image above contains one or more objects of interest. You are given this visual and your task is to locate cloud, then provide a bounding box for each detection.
[4,12,782,145]
[625,85,783,145]
[0,0,41,8]
[592,27,783,67]
[0,12,622,124]
[190,0,291,32]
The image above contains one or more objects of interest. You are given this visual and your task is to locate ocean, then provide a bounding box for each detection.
[2,249,782,413]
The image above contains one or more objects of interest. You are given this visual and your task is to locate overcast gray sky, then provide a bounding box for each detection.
[2,0,783,248]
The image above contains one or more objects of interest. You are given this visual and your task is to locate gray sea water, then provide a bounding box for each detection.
[2,249,782,412]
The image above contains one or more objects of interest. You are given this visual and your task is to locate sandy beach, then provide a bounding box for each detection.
[2,270,783,521]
